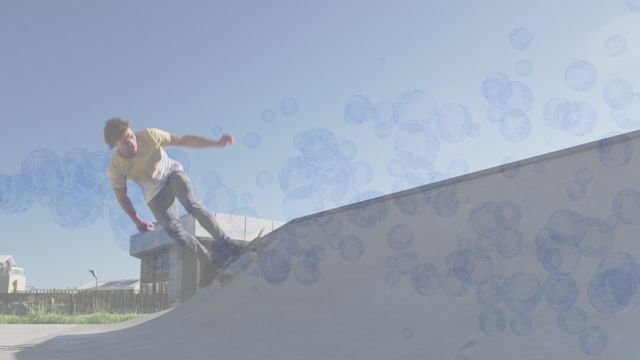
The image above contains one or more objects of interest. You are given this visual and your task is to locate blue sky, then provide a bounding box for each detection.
[1,0,639,289]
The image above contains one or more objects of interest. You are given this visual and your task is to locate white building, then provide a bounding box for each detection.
[0,255,26,293]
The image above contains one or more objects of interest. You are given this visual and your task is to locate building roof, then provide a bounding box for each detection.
[0,255,16,267]
[78,279,140,291]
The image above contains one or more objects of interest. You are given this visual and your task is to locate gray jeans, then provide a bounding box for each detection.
[147,170,240,267]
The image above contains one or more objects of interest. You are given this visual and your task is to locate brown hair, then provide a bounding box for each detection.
[104,118,131,149]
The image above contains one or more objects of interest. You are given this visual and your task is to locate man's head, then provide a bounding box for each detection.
[104,117,137,157]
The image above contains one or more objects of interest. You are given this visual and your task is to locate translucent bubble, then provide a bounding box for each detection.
[628,0,640,11]
[557,306,587,335]
[597,134,633,168]
[504,81,533,113]
[487,106,505,124]
[280,97,298,116]
[447,159,469,178]
[411,263,441,296]
[566,181,587,201]
[259,248,291,284]
[476,275,505,308]
[339,141,358,160]
[546,209,585,241]
[543,98,570,130]
[482,73,512,105]
[603,78,634,109]
[241,192,253,204]
[339,234,364,261]
[262,109,276,123]
[499,110,531,143]
[613,189,640,225]
[496,228,524,259]
[543,273,579,312]
[612,94,640,129]
[588,262,640,314]
[255,170,273,189]
[578,217,613,258]
[203,171,221,189]
[21,149,65,205]
[499,157,521,179]
[385,256,398,270]
[0,173,35,215]
[294,258,321,285]
[394,127,440,169]
[599,251,636,271]
[535,228,581,274]
[62,148,104,194]
[574,168,593,185]
[556,101,597,136]
[396,252,420,275]
[294,128,340,165]
[344,95,374,125]
[347,191,389,227]
[385,270,402,287]
[351,160,373,187]
[244,132,261,149]
[498,201,522,228]
[469,202,507,237]
[510,314,532,336]
[605,34,628,57]
[510,27,533,50]
[282,187,324,220]
[393,195,426,216]
[578,325,607,356]
[278,157,316,193]
[502,272,542,314]
[165,148,191,173]
[475,233,497,253]
[478,307,507,336]
[565,60,597,91]
[374,121,395,139]
[400,328,414,340]
[203,184,238,213]
[427,182,459,218]
[434,103,473,143]
[514,59,533,77]
[442,272,469,297]
[447,250,494,285]
[387,224,415,251]
[395,89,437,130]
[49,186,103,228]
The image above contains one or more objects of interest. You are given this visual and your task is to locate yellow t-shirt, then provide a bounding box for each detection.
[107,128,183,203]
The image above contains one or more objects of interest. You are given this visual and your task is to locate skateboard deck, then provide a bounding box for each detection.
[211,226,266,289]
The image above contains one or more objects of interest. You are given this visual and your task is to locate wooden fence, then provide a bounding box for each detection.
[0,290,169,315]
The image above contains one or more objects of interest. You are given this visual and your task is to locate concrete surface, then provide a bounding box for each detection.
[10,129,640,359]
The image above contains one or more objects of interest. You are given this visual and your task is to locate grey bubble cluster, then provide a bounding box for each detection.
[543,98,597,136]
[481,73,533,142]
[278,127,376,220]
[603,78,640,130]
[597,134,634,168]
[468,201,525,259]
[0,148,117,233]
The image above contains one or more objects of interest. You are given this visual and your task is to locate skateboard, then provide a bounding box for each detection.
[212,226,266,289]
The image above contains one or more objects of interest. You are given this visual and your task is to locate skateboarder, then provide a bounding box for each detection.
[103,117,241,286]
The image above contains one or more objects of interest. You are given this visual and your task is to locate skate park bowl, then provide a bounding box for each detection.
[13,129,640,360]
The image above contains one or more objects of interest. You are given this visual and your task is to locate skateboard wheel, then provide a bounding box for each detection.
[213,280,222,288]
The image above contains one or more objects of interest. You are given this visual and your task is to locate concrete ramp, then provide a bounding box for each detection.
[15,130,640,359]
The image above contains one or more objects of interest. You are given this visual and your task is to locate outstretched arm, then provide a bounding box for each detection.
[168,134,234,148]
[114,186,154,232]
